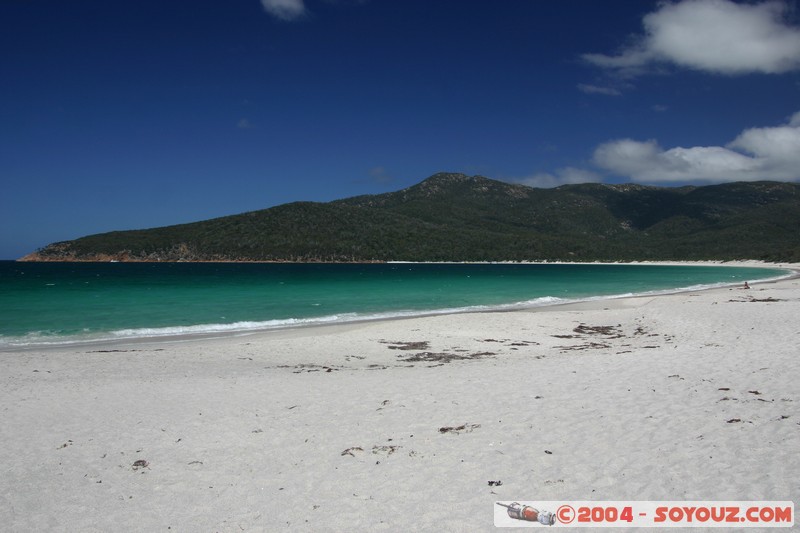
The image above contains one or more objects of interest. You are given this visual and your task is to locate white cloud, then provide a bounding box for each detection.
[260,0,306,21]
[577,83,622,96]
[592,112,800,183]
[513,167,601,189]
[730,123,800,159]
[237,118,254,129]
[584,0,800,75]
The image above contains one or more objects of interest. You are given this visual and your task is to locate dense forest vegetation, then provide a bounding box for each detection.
[21,173,800,263]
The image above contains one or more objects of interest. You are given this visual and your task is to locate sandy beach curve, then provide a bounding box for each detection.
[1,262,798,531]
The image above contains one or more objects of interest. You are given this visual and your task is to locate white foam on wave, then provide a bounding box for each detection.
[1,268,791,349]
[110,313,360,338]
[0,296,570,348]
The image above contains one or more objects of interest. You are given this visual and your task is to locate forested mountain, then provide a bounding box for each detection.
[20,173,800,262]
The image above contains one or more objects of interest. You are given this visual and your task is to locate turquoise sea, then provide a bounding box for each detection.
[0,261,788,347]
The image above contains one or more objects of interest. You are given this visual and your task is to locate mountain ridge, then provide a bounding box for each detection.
[19,173,800,262]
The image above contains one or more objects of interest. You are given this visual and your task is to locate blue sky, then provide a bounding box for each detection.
[2,0,799,259]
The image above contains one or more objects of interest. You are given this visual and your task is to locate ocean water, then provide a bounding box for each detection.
[0,261,788,347]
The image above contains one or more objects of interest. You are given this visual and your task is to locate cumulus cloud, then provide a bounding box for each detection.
[513,167,602,189]
[592,112,800,183]
[584,0,800,76]
[260,0,306,21]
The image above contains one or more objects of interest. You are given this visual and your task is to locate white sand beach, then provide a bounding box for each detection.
[1,264,798,531]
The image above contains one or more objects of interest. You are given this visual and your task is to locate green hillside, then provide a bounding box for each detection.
[20,173,800,262]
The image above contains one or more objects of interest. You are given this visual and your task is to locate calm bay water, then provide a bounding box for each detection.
[0,261,788,347]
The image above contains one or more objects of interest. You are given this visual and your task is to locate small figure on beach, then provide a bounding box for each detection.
[743,281,750,290]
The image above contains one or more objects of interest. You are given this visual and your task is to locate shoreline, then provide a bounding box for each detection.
[1,263,798,530]
[2,261,795,352]
[10,257,795,265]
